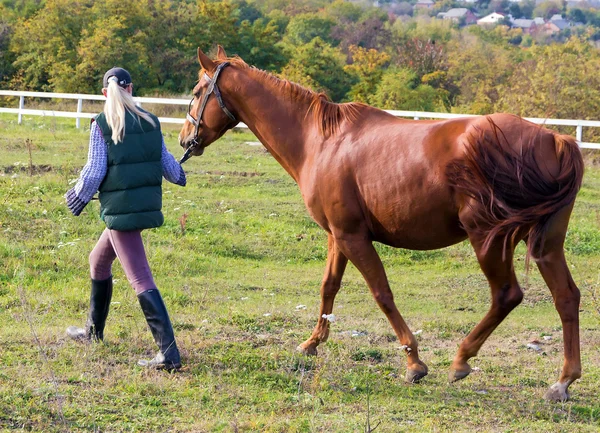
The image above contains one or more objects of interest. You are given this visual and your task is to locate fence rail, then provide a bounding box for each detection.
[2,90,600,149]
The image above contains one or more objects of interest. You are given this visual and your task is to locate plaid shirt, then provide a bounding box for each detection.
[66,120,186,216]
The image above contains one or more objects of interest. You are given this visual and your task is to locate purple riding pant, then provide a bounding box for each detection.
[89,229,156,294]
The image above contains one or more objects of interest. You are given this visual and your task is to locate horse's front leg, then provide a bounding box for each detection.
[297,234,348,356]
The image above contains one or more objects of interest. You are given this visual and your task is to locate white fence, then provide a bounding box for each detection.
[2,90,600,149]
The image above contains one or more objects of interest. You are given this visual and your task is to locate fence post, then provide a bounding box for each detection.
[576,124,583,142]
[18,95,24,124]
[76,98,83,128]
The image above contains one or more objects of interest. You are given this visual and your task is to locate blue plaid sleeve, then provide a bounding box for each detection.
[65,121,108,215]
[162,137,186,186]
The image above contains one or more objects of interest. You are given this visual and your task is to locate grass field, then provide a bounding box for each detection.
[1,114,599,432]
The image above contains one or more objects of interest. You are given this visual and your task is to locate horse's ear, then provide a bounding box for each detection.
[216,45,227,60]
[197,47,215,72]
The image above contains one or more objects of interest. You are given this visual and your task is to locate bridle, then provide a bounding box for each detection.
[180,62,236,163]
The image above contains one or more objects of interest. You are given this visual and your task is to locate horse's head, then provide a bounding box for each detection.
[178,46,239,163]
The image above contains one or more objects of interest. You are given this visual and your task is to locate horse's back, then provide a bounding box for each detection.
[467,113,568,180]
[304,113,477,249]
[303,111,581,251]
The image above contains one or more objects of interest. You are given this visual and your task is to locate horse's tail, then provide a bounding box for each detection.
[447,117,584,260]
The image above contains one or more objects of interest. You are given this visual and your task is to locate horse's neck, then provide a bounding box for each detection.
[232,76,312,182]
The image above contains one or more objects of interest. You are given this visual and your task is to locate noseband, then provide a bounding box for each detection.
[180,62,236,164]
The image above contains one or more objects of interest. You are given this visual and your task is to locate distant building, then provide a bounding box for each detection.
[414,0,435,9]
[438,8,478,24]
[477,12,508,26]
[543,19,571,33]
[511,18,537,34]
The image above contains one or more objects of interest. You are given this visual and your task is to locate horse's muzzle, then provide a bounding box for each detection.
[179,139,204,164]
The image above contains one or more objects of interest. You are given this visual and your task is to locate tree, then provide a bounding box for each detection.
[533,1,563,20]
[395,37,446,79]
[388,2,414,17]
[497,37,600,128]
[331,15,391,54]
[0,17,14,86]
[9,0,92,91]
[279,37,355,102]
[233,0,263,24]
[370,67,442,111]
[567,8,587,24]
[344,45,391,103]
[283,12,337,46]
[75,15,151,94]
[232,18,288,71]
[519,0,536,19]
[509,3,522,19]
[445,33,517,113]
[324,0,364,23]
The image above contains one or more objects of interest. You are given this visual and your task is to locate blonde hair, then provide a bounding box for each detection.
[104,79,156,143]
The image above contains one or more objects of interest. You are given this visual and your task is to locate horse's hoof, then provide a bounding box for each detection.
[296,343,318,356]
[405,363,428,383]
[449,365,472,383]
[544,382,569,402]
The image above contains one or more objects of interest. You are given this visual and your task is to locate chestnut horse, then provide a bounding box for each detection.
[179,47,584,401]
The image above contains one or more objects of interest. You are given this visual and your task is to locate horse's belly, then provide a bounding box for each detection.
[368,206,468,250]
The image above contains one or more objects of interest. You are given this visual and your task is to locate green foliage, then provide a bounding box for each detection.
[9,0,89,92]
[1,0,600,114]
[370,67,442,111]
[445,33,517,114]
[280,37,355,101]
[0,18,15,86]
[344,45,390,103]
[282,12,337,46]
[533,1,563,20]
[230,17,288,72]
[6,0,288,94]
[324,0,365,23]
[496,37,600,124]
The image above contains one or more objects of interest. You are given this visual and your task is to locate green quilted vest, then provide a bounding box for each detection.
[94,111,164,231]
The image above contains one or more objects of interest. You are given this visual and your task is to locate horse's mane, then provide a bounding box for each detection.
[204,57,366,137]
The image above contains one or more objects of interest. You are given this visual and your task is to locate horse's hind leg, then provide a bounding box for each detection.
[534,205,581,402]
[297,234,348,356]
[450,235,523,382]
[334,235,428,383]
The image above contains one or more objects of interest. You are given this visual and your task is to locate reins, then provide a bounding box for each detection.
[179,62,236,164]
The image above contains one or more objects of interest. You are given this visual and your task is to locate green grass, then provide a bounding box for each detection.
[1,114,600,432]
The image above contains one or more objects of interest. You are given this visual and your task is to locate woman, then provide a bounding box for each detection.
[65,67,186,370]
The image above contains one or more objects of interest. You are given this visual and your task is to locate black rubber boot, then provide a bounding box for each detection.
[66,277,113,342]
[137,289,181,370]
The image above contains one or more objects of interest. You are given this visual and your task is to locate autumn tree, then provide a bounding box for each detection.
[9,0,92,91]
[345,45,390,103]
[497,37,600,127]
[445,32,517,114]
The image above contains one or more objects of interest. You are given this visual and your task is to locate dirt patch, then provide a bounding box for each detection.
[2,164,80,174]
[201,170,263,177]
[3,164,54,174]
